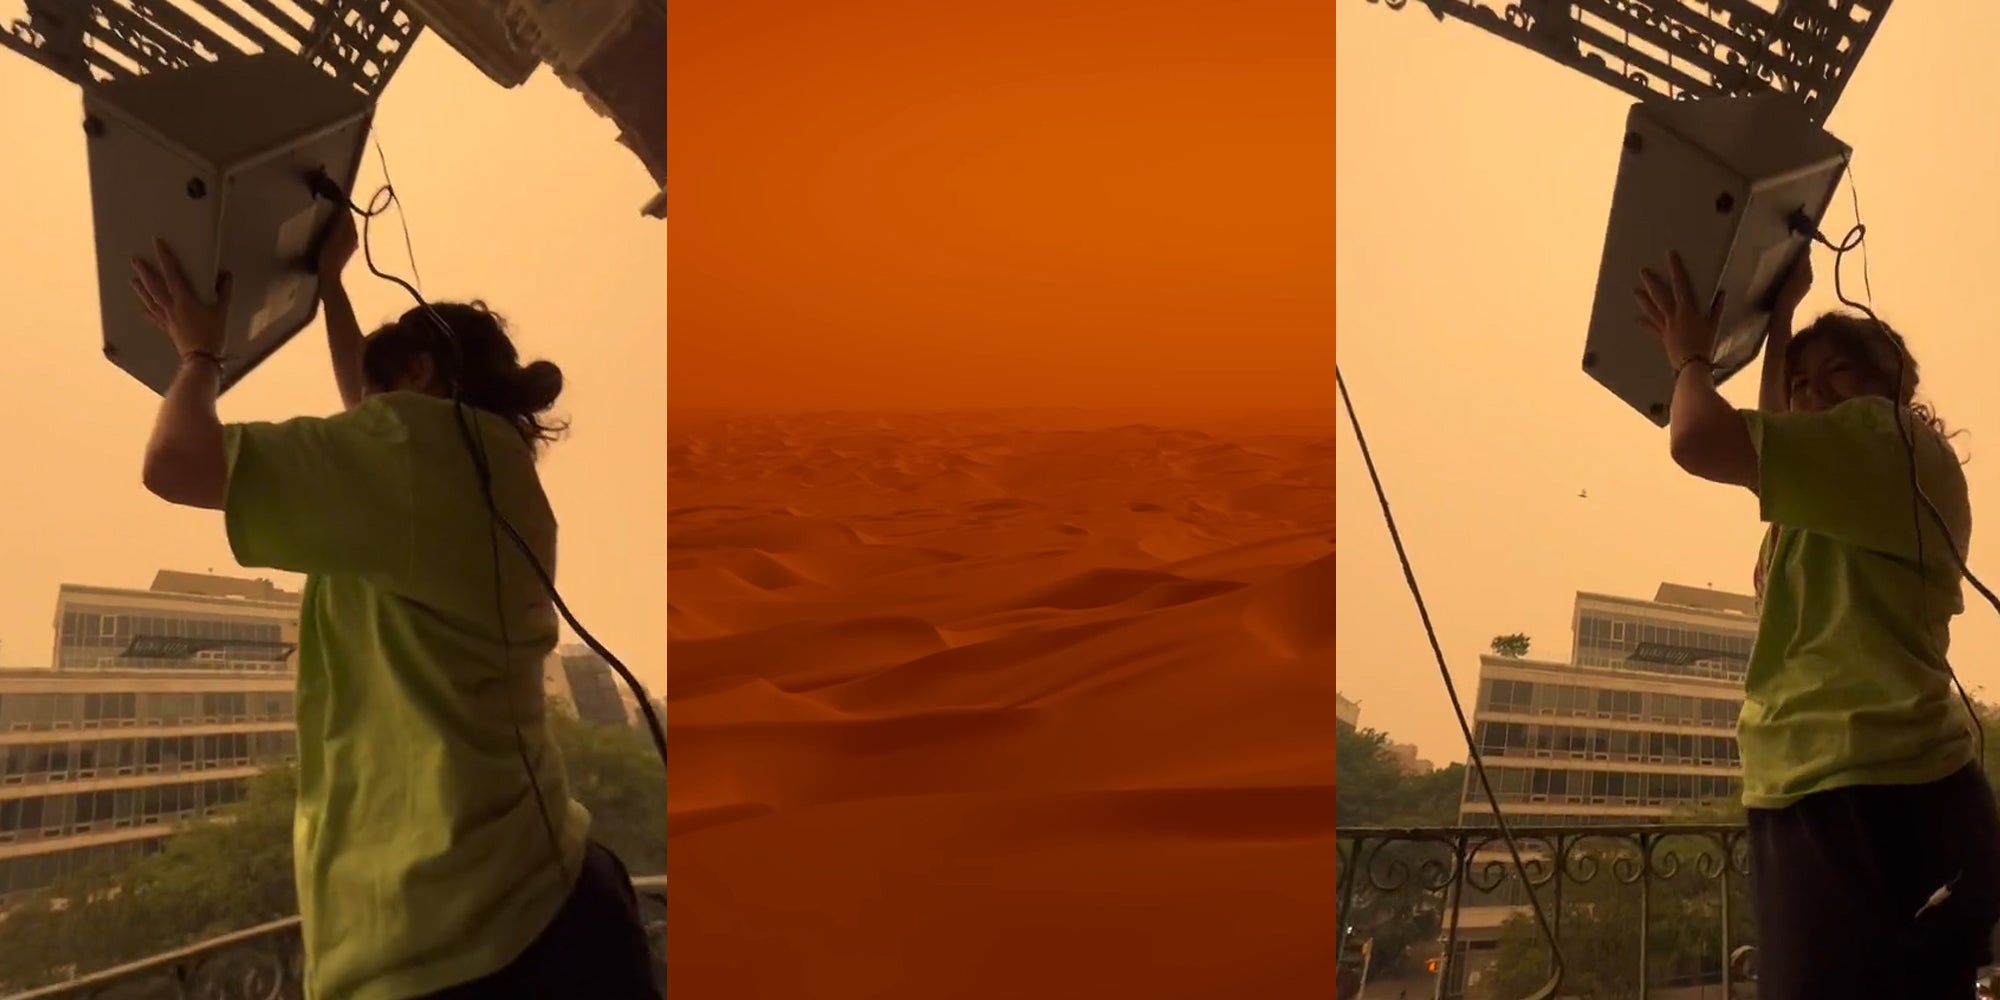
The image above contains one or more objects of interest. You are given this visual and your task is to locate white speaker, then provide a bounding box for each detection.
[1582,94,1850,426]
[83,54,374,396]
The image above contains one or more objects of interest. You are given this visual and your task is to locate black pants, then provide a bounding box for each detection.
[1750,764,2000,1000]
[419,841,661,1000]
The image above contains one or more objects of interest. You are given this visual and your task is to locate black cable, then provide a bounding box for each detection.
[306,161,668,886]
[317,169,667,767]
[369,136,423,294]
[327,166,565,876]
[1335,368,1563,1000]
[348,153,573,850]
[1802,164,1991,768]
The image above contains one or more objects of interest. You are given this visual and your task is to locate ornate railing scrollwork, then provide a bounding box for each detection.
[1337,824,1756,1000]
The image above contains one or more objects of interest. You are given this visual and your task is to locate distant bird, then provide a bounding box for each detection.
[1578,489,1589,499]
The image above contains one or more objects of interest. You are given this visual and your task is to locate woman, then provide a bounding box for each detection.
[1636,250,2000,1000]
[128,220,660,1000]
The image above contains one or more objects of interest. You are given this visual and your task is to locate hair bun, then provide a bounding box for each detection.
[514,360,564,414]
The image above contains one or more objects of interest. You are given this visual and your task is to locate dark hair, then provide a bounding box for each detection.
[360,300,568,446]
[1785,310,1959,447]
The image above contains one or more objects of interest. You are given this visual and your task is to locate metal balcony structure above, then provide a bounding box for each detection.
[1,1,662,218]
[0,0,425,97]
[1366,0,1893,125]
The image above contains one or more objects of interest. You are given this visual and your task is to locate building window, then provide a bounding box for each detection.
[1485,679,1535,715]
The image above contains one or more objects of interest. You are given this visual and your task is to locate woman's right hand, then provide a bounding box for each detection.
[1772,248,1813,319]
[316,211,358,287]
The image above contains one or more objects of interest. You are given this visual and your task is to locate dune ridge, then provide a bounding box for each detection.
[667,411,1335,999]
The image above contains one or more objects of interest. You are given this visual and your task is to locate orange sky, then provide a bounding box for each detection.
[1338,7,2000,764]
[0,33,665,693]
[668,1,1334,413]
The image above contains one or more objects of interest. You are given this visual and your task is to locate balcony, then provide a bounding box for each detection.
[0,875,666,1000]
[1337,825,1756,1000]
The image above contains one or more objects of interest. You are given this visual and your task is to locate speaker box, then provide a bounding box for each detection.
[83,53,374,396]
[1582,93,1850,426]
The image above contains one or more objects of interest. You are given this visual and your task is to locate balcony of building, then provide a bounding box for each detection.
[0,875,665,1000]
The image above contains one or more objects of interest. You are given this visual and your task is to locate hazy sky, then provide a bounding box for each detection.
[667,3,1333,413]
[0,30,666,693]
[1337,7,2000,765]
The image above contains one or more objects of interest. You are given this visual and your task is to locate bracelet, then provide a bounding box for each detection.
[179,350,225,370]
[1673,356,1715,378]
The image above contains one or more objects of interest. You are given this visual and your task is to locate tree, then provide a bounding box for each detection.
[1490,634,1531,659]
[1338,725,1463,828]
[549,707,666,875]
[1478,702,2000,998]
[1973,699,2000,802]
[1477,799,1758,999]
[0,765,299,991]
[0,702,666,990]
[1338,725,1466,978]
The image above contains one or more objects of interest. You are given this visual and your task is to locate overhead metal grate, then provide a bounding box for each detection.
[2,0,425,97]
[1367,0,1894,124]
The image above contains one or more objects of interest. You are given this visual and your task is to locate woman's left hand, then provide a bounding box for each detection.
[1635,252,1725,371]
[131,238,232,360]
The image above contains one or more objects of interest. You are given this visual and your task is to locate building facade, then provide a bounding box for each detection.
[1384,741,1436,775]
[0,573,302,901]
[1337,693,1360,731]
[544,645,631,729]
[52,571,300,673]
[1459,584,1756,827]
[0,670,297,899]
[1444,584,1757,998]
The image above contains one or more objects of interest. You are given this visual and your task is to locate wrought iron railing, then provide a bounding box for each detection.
[1337,825,1755,1000]
[0,874,668,1000]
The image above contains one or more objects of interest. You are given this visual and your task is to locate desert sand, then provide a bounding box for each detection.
[665,410,1336,999]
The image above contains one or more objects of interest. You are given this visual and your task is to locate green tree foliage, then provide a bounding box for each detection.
[549,706,666,875]
[1481,704,2000,998]
[1339,725,1466,979]
[0,706,664,991]
[1489,634,1532,659]
[1973,699,2000,801]
[1338,725,1462,828]
[1478,802,1753,1000]
[0,766,300,991]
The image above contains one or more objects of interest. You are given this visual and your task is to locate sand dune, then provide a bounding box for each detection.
[666,410,1336,1000]
[1244,554,1338,660]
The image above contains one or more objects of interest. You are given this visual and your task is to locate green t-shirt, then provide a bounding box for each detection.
[1739,395,1975,810]
[222,392,591,1000]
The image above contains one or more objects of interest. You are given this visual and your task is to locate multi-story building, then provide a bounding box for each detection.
[1460,583,1756,827]
[0,572,302,901]
[1337,693,1360,731]
[52,571,300,673]
[543,645,631,729]
[0,669,297,899]
[1384,742,1436,775]
[1443,583,1757,998]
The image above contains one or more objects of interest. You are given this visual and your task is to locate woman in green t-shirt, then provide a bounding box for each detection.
[129,221,662,1000]
[1636,249,2000,1000]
